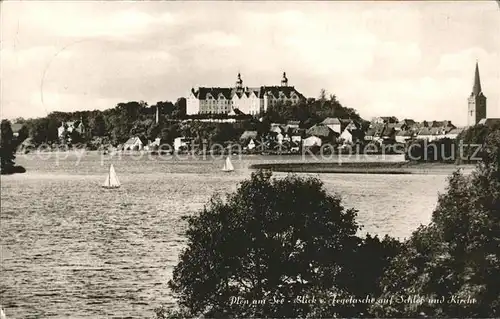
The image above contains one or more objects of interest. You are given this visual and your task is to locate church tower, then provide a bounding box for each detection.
[281,72,288,87]
[467,62,487,126]
[235,72,243,92]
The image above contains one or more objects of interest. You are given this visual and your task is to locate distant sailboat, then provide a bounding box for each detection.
[222,156,234,172]
[102,164,121,188]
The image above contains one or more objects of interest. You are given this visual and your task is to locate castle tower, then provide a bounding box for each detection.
[235,72,243,92]
[281,72,288,87]
[156,104,160,124]
[467,62,487,126]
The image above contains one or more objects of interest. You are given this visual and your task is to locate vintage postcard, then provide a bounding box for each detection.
[1,1,499,318]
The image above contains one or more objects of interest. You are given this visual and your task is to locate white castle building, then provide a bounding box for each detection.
[186,72,305,115]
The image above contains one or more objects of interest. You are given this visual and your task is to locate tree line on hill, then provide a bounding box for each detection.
[13,99,186,148]
[156,129,500,318]
[8,88,498,161]
[10,90,365,150]
[263,90,364,126]
[404,122,500,163]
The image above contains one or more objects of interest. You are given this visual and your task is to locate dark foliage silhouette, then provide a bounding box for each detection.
[370,130,500,318]
[162,170,401,318]
[1,120,26,174]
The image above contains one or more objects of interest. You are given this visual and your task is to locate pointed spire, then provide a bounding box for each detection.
[236,72,243,89]
[281,71,288,87]
[472,61,482,95]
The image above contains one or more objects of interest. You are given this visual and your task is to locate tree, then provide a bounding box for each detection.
[329,94,338,104]
[110,114,131,145]
[1,120,16,173]
[261,92,364,127]
[1,120,25,174]
[116,101,146,123]
[160,124,181,145]
[153,101,176,118]
[13,117,27,125]
[89,113,106,137]
[371,130,500,318]
[456,124,500,163]
[147,123,161,141]
[29,118,59,145]
[16,125,29,144]
[69,130,83,144]
[319,88,327,105]
[256,117,271,136]
[211,123,240,144]
[165,170,401,318]
[172,98,187,119]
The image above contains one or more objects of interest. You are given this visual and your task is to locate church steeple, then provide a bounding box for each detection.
[472,61,482,96]
[235,72,243,90]
[467,61,487,127]
[281,72,288,87]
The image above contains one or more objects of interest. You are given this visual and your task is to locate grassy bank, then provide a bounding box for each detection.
[249,161,476,175]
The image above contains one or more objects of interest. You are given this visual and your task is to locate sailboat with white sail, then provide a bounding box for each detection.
[102,164,121,189]
[221,156,234,172]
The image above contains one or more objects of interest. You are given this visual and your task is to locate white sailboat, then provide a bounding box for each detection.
[102,164,121,189]
[222,156,234,172]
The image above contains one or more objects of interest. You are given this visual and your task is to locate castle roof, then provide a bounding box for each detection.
[192,87,233,100]
[260,86,304,99]
[191,85,304,100]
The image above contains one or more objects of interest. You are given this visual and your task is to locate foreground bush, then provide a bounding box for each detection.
[162,170,401,318]
[1,119,25,175]
[370,130,500,318]
[157,130,500,318]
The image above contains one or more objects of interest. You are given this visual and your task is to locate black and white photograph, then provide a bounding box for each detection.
[1,1,499,318]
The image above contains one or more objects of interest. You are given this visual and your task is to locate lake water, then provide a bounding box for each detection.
[0,152,462,318]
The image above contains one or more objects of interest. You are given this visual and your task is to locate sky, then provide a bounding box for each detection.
[1,1,499,126]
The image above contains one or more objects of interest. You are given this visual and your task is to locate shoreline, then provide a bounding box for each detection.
[249,162,476,175]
